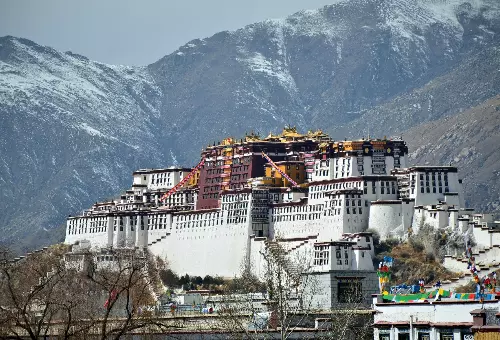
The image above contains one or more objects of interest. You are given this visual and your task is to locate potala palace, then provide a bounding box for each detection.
[64,127,499,282]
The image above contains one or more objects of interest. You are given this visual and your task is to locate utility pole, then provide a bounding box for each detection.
[409,315,414,340]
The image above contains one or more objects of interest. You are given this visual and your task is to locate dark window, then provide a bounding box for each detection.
[337,279,362,303]
[398,334,410,340]
[418,333,430,340]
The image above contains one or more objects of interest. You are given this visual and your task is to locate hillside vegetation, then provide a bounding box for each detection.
[373,226,462,286]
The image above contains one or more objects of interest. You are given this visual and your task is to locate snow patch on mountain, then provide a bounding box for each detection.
[239,52,298,93]
[79,123,117,140]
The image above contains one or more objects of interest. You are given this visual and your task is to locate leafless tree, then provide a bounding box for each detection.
[207,240,322,339]
[314,285,374,340]
[208,240,374,339]
[0,244,74,339]
[0,245,176,339]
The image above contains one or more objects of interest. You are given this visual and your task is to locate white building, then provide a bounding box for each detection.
[372,293,500,340]
[65,137,493,285]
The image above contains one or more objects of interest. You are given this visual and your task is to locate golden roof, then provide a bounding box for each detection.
[264,132,280,141]
[245,131,261,142]
[281,126,303,138]
[221,137,234,146]
[307,129,325,137]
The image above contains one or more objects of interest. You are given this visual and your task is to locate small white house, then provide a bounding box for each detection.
[372,294,500,340]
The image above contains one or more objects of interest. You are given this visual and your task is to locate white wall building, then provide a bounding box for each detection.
[372,294,499,340]
[65,138,494,283]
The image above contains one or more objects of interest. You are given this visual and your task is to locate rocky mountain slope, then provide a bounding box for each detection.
[0,37,166,251]
[1,0,499,252]
[404,95,500,214]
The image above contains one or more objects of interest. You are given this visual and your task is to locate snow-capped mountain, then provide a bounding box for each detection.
[1,0,499,252]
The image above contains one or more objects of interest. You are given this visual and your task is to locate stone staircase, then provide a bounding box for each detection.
[440,247,500,291]
[284,235,318,256]
[148,233,170,247]
[10,246,50,263]
[265,240,303,284]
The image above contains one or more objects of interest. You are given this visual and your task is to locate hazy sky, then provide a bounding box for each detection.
[0,0,334,66]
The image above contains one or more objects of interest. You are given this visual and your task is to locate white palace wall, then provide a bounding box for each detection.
[150,208,251,277]
[249,237,267,279]
[161,221,250,278]
[65,157,483,279]
[368,202,403,239]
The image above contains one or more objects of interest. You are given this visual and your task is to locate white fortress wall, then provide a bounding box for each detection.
[352,248,374,271]
[248,237,267,280]
[458,218,470,233]
[135,215,149,248]
[449,210,459,229]
[385,156,395,174]
[343,233,375,258]
[424,209,449,230]
[270,203,333,240]
[401,199,415,233]
[368,201,403,239]
[64,138,488,282]
[472,224,493,249]
[120,216,132,247]
[363,155,373,175]
[162,210,250,277]
[65,216,110,249]
[491,231,500,249]
[114,216,124,247]
[312,241,357,271]
[147,211,173,242]
[410,167,461,207]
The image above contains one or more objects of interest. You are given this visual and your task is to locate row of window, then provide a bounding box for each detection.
[272,213,323,222]
[202,193,220,200]
[273,204,324,215]
[310,182,363,192]
[418,187,449,194]
[221,194,250,202]
[417,180,449,187]
[222,202,249,210]
[416,172,449,181]
[176,212,221,222]
[176,219,224,229]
